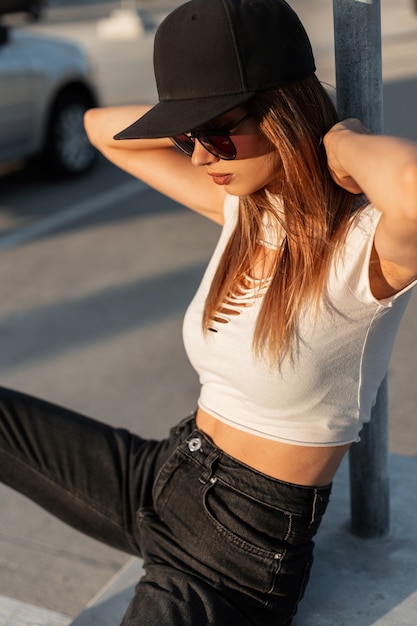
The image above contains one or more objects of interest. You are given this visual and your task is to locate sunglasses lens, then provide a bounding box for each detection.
[171,132,237,160]
[200,135,236,160]
[171,135,195,156]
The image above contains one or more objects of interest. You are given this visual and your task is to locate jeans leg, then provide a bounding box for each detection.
[0,390,326,625]
[0,386,169,555]
[121,565,259,626]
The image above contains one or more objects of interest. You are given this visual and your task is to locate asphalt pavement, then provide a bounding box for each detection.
[0,1,417,624]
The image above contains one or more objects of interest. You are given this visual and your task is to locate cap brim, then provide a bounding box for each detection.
[113,93,255,140]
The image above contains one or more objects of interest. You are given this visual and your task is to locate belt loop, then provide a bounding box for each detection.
[199,448,221,485]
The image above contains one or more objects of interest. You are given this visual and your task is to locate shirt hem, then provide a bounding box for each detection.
[198,401,360,447]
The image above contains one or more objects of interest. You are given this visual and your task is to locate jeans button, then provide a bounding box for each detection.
[188,437,202,452]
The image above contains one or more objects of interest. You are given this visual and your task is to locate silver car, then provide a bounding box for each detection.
[0,8,99,175]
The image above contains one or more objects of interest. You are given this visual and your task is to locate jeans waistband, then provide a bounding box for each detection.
[175,415,331,521]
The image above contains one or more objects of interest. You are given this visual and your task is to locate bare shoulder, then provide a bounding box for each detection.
[372,208,417,298]
[369,244,417,300]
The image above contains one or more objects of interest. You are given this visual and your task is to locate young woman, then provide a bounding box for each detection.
[2,0,417,624]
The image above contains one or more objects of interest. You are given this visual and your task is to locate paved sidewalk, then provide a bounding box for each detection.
[0,595,71,626]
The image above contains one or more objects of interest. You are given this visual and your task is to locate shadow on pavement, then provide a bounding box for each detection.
[0,261,207,374]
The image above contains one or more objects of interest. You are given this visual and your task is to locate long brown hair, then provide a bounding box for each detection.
[202,75,358,364]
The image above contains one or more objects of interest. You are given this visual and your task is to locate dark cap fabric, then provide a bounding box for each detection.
[114,0,315,140]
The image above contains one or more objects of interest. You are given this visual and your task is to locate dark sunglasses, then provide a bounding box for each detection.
[170,112,251,160]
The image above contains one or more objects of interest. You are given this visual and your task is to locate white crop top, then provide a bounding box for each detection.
[182,194,415,446]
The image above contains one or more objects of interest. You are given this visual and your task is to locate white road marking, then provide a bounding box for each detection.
[0,180,147,252]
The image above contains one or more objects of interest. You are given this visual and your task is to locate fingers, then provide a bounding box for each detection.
[323,119,369,194]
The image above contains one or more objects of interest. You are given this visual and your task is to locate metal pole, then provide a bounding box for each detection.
[333,0,390,538]
[350,378,390,537]
[333,0,383,132]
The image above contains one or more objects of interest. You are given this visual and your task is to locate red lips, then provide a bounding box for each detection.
[208,173,233,185]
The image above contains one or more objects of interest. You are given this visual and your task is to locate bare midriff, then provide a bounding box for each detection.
[196,407,351,487]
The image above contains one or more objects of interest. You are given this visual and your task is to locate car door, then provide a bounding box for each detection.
[0,27,31,163]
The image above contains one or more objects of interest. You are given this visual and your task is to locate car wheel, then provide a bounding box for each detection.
[44,90,97,176]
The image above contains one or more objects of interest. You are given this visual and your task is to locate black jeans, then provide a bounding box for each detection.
[0,386,331,625]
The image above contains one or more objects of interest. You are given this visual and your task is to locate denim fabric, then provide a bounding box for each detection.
[0,386,331,625]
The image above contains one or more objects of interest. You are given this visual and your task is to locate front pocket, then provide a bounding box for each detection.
[197,476,295,596]
[202,476,291,560]
[147,451,286,596]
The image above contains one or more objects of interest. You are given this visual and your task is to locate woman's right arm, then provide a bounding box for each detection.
[84,106,226,224]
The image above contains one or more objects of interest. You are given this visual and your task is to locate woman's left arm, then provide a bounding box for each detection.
[324,119,417,289]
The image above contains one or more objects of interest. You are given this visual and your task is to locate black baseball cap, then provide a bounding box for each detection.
[114,0,315,140]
